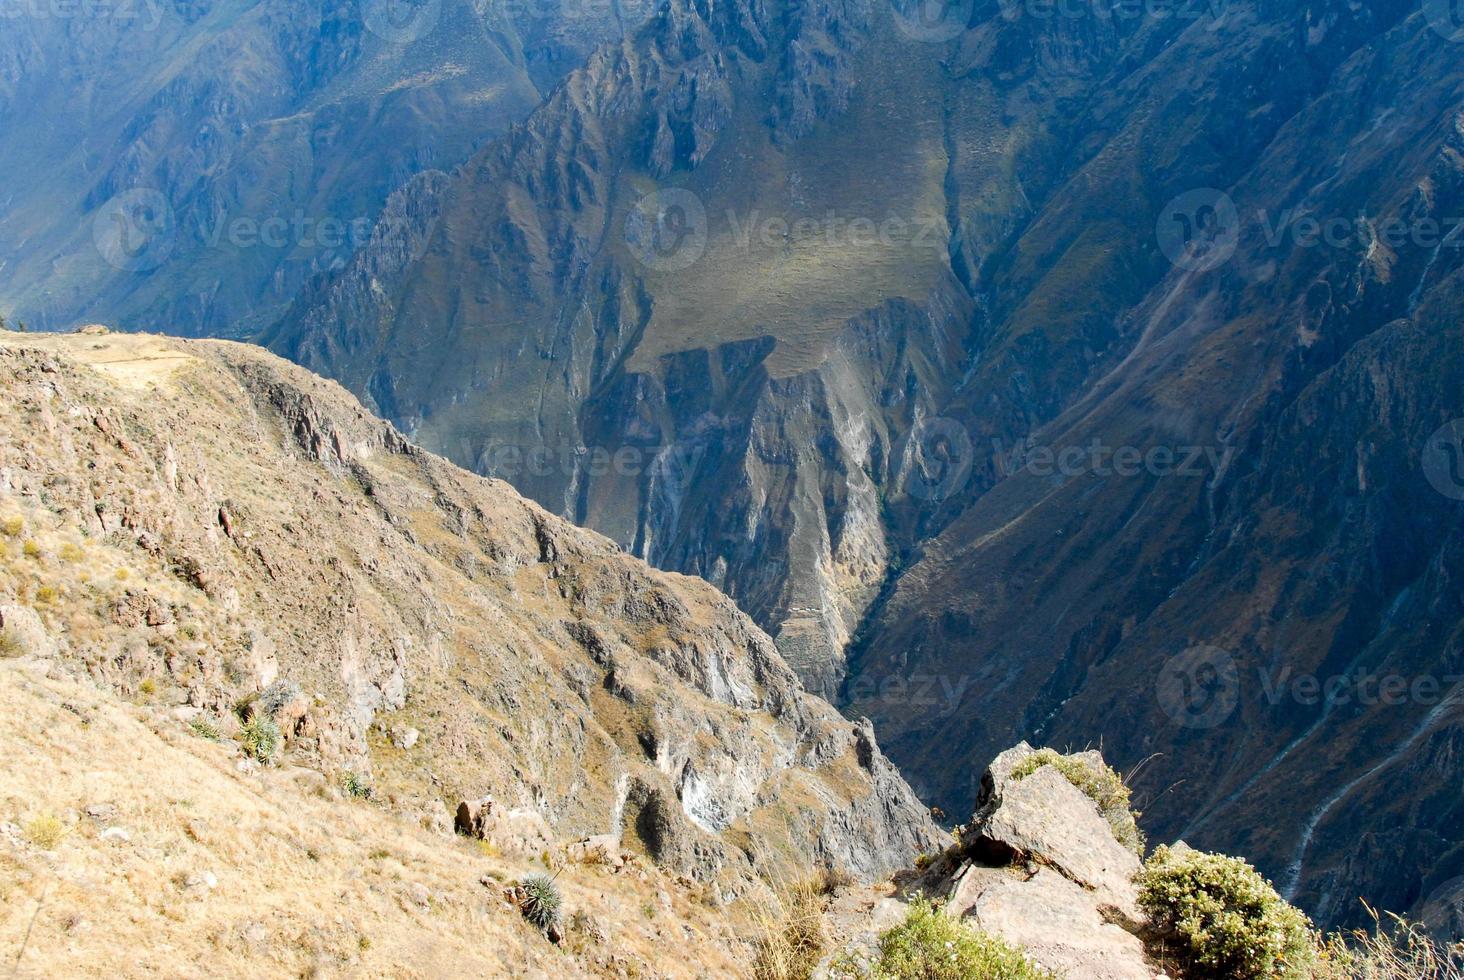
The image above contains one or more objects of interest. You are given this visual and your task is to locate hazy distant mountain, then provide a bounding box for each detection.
[264,0,1464,928]
[0,0,656,336]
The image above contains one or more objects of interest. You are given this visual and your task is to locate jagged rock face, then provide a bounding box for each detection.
[0,0,653,338]
[238,0,1462,927]
[0,331,941,892]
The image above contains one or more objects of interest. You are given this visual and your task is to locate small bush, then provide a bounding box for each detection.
[58,542,84,562]
[340,771,371,799]
[1010,748,1145,855]
[1137,845,1315,979]
[188,718,222,741]
[752,879,827,980]
[0,516,22,537]
[519,873,563,931]
[23,814,66,850]
[22,540,41,559]
[34,585,58,604]
[239,716,281,762]
[256,679,302,717]
[836,898,1057,980]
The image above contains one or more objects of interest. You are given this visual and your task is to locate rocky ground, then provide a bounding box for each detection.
[0,328,946,976]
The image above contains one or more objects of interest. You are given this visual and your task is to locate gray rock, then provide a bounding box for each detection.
[950,864,1156,980]
[970,765,1140,910]
[0,604,55,659]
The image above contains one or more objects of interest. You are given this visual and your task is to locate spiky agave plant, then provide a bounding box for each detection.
[239,716,280,762]
[519,873,563,931]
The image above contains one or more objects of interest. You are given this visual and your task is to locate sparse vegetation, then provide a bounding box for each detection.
[188,718,222,741]
[340,771,371,799]
[1138,845,1316,979]
[1314,908,1464,978]
[1010,748,1145,855]
[22,540,41,559]
[832,898,1058,979]
[23,813,66,849]
[752,879,827,980]
[58,542,84,562]
[34,585,58,604]
[1,515,22,537]
[238,716,280,763]
[519,873,564,932]
[256,679,301,717]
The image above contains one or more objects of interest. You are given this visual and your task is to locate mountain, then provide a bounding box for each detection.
[262,0,1464,928]
[0,329,941,909]
[0,0,657,337]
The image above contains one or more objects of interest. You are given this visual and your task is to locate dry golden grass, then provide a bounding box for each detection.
[0,662,752,978]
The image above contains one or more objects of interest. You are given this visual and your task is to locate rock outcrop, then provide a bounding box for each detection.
[900,745,1157,980]
[0,330,942,897]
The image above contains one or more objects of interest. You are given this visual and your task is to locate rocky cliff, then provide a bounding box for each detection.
[264,0,1464,928]
[0,329,942,899]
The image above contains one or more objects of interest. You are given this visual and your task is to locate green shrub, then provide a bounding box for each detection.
[340,771,371,800]
[0,515,23,537]
[1137,845,1316,979]
[256,679,302,717]
[518,873,563,931]
[239,716,281,762]
[1010,748,1145,855]
[188,718,222,741]
[834,898,1057,980]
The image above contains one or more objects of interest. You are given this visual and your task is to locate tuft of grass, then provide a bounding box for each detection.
[1315,907,1464,979]
[340,771,371,800]
[831,897,1057,979]
[58,542,84,562]
[23,813,66,850]
[34,585,58,604]
[188,718,222,741]
[1,515,22,537]
[22,540,41,559]
[518,873,563,932]
[752,879,827,980]
[1138,844,1315,979]
[1010,748,1145,855]
[238,716,280,763]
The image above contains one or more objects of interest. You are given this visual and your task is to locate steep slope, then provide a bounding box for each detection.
[0,0,654,338]
[0,330,941,904]
[264,0,1464,928]
[846,1,1464,929]
[0,658,755,977]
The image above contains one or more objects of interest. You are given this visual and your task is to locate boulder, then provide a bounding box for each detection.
[455,797,495,839]
[970,764,1140,909]
[0,604,56,659]
[949,864,1154,980]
